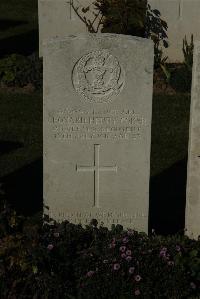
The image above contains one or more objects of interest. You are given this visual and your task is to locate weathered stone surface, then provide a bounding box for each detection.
[43,34,154,232]
[38,0,96,56]
[185,41,200,239]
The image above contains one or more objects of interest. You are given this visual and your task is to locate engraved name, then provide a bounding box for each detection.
[48,108,146,141]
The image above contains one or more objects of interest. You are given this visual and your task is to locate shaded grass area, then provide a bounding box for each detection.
[0,91,42,215]
[0,91,191,234]
[0,0,38,56]
[0,92,42,177]
[0,92,42,141]
[0,91,42,177]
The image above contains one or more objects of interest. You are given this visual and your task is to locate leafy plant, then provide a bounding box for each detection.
[160,63,171,84]
[0,52,42,89]
[70,0,168,68]
[70,1,103,33]
[0,54,28,86]
[94,0,148,36]
[183,34,194,71]
[145,4,168,68]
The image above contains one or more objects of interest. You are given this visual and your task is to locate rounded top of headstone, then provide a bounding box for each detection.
[43,33,154,48]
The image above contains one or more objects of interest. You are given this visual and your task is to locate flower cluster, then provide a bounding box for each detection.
[1,206,200,299]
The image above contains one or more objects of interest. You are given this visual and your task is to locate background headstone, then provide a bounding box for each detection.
[43,34,154,232]
[185,41,200,239]
[39,0,200,61]
[149,0,200,62]
[38,0,95,56]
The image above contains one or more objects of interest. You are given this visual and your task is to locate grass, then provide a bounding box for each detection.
[0,0,38,56]
[0,0,38,40]
[0,91,42,178]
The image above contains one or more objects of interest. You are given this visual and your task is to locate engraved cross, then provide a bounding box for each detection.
[76,144,117,208]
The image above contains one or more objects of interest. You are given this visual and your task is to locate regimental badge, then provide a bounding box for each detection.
[72,49,125,103]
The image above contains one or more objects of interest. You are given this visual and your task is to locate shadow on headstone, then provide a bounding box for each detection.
[0,140,24,155]
[0,29,39,57]
[149,157,187,235]
[1,158,43,215]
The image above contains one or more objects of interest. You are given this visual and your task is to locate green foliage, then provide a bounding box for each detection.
[156,35,194,92]
[72,0,168,68]
[183,34,194,71]
[160,62,171,83]
[0,204,200,299]
[145,4,168,68]
[94,0,147,36]
[92,1,168,67]
[0,53,42,89]
[0,54,27,86]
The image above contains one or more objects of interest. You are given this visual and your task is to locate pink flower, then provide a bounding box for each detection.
[126,250,132,256]
[126,256,132,262]
[127,229,135,236]
[122,237,129,243]
[135,289,141,296]
[135,275,142,282]
[129,267,135,274]
[113,263,120,271]
[86,271,95,277]
[176,245,181,252]
[119,246,126,252]
[121,253,126,258]
[161,247,167,252]
[109,243,116,249]
[159,247,168,258]
[47,244,54,250]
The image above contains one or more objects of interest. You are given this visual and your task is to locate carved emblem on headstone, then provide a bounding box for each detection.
[72,49,125,103]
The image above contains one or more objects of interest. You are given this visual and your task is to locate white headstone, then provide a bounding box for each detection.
[185,41,200,239]
[43,34,154,232]
[149,0,200,62]
[38,0,96,56]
